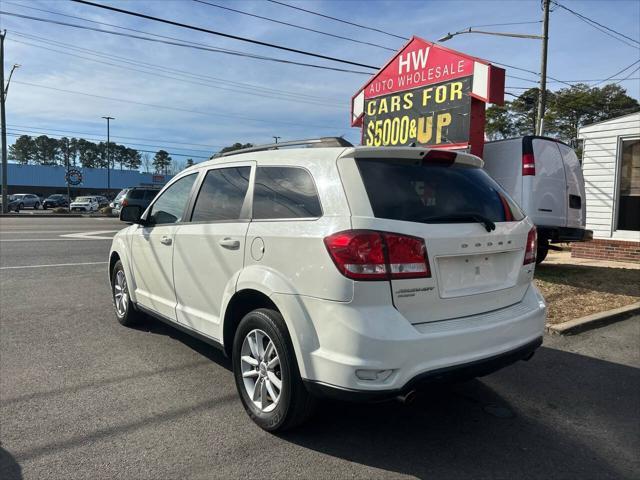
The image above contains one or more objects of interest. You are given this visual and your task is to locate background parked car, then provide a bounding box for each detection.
[112,187,161,217]
[96,196,110,208]
[11,194,41,210]
[43,194,69,209]
[70,196,99,212]
[0,195,21,212]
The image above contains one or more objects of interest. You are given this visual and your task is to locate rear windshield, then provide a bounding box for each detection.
[356,158,524,223]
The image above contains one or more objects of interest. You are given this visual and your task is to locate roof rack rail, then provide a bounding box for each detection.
[212,137,353,158]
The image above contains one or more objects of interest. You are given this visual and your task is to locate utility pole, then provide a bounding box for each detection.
[1,31,7,214]
[64,138,71,206]
[102,116,114,195]
[536,0,550,136]
[273,136,281,144]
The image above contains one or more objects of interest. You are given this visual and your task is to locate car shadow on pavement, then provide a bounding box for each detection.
[279,346,639,479]
[132,315,232,371]
[0,447,22,480]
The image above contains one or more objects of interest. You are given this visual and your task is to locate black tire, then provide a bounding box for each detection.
[536,239,549,265]
[18,203,23,211]
[43,204,48,210]
[232,308,316,431]
[33,202,40,210]
[110,260,142,327]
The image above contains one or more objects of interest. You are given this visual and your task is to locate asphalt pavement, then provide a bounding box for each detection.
[1,217,639,479]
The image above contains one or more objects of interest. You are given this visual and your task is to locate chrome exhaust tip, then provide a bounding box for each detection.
[396,390,417,405]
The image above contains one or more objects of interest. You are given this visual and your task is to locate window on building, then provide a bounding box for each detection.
[617,138,640,232]
[252,167,322,219]
[191,167,251,222]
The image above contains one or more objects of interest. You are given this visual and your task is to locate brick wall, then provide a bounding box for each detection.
[572,238,640,263]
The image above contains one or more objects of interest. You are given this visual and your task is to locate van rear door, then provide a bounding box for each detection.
[526,139,567,227]
[557,143,586,228]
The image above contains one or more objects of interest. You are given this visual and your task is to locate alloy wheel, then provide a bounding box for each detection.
[113,270,129,317]
[240,329,282,413]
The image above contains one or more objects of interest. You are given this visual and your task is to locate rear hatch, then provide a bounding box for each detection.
[349,151,534,324]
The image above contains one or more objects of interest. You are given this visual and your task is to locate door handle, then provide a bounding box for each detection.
[160,235,172,246]
[219,237,240,250]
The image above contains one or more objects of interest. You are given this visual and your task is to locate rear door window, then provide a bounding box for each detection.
[191,167,251,222]
[128,189,145,200]
[252,167,322,219]
[356,158,523,223]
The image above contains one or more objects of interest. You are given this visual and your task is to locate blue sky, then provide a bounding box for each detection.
[2,0,639,165]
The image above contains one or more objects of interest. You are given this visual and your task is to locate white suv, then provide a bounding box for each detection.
[109,138,546,431]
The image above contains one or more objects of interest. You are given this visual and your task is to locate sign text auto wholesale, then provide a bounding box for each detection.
[351,36,505,156]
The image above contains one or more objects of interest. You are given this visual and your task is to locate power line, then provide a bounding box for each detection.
[6,132,210,159]
[552,1,640,48]
[266,0,407,41]
[8,124,225,149]
[508,72,640,84]
[8,36,345,109]
[0,11,372,75]
[9,29,344,103]
[7,128,215,155]
[593,59,640,87]
[614,66,640,85]
[11,80,347,131]
[470,20,542,28]
[70,0,379,69]
[192,0,396,51]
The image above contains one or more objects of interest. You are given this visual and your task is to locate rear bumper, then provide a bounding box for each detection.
[293,283,546,396]
[539,226,592,243]
[304,336,542,402]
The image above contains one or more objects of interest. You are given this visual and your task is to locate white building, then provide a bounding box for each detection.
[574,112,639,262]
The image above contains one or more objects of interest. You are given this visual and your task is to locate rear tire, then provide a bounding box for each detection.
[111,260,142,327]
[232,308,316,431]
[536,239,549,265]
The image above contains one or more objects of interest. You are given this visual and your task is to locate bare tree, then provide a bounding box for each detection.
[171,158,186,174]
[140,152,152,173]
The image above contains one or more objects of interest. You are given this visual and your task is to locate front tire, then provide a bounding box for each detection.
[111,260,142,326]
[233,309,316,431]
[34,202,40,210]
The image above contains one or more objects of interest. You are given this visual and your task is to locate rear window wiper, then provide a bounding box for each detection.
[417,213,496,232]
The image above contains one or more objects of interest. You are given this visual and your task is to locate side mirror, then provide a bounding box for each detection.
[120,205,145,224]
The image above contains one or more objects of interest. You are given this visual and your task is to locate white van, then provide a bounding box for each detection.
[484,136,592,262]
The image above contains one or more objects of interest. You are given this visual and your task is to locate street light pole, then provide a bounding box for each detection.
[102,116,114,195]
[273,136,281,144]
[1,31,7,214]
[438,15,550,137]
[536,0,551,136]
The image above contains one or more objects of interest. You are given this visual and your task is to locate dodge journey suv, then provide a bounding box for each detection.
[109,138,546,431]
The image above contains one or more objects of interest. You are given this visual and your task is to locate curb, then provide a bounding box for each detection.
[546,302,640,335]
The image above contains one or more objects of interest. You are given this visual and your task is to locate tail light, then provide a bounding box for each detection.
[523,227,537,265]
[324,230,430,280]
[121,199,128,207]
[522,152,536,176]
[497,193,514,221]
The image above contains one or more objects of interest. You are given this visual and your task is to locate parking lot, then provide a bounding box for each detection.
[1,216,639,479]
